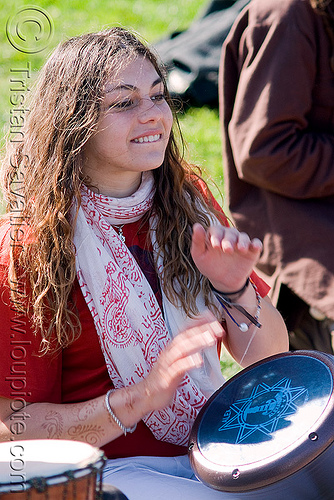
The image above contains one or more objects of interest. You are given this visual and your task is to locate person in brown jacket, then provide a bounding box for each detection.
[219,0,334,353]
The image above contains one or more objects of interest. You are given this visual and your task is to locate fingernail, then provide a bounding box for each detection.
[210,321,223,335]
[211,236,220,247]
[191,353,203,367]
[203,330,216,345]
[238,242,248,249]
[222,241,233,251]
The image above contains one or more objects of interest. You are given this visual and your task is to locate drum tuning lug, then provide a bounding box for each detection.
[309,432,318,441]
[232,469,240,480]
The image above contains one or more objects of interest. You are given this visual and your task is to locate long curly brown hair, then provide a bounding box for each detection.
[2,27,222,354]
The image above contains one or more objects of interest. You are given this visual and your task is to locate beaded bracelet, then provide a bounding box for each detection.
[105,389,137,436]
[211,278,262,332]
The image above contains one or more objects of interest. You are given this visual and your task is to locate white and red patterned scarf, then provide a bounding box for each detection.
[73,172,224,446]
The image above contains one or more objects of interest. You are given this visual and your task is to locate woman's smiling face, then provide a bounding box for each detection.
[82,55,173,197]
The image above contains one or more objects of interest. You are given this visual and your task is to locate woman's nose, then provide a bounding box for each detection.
[137,97,162,121]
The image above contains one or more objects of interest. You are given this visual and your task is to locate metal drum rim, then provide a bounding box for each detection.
[188,350,334,492]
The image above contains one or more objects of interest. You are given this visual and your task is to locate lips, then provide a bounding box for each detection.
[132,134,161,143]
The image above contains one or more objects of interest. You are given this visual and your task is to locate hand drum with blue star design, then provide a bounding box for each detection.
[189,350,334,499]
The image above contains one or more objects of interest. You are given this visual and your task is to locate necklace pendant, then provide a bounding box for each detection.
[117,224,126,243]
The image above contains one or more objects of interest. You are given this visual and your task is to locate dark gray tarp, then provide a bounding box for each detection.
[154,0,250,107]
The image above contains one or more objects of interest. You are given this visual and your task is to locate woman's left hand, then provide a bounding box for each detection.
[141,311,224,413]
[191,223,262,292]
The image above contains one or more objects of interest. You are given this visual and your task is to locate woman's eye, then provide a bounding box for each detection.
[108,93,166,112]
[110,99,135,110]
[151,94,166,103]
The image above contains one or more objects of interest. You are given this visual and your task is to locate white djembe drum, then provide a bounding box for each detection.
[0,439,105,499]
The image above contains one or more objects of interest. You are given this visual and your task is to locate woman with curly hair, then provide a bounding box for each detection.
[0,27,287,498]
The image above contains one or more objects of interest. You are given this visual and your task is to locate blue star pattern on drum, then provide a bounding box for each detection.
[217,377,308,444]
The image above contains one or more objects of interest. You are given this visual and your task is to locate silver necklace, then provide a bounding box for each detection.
[113,224,125,243]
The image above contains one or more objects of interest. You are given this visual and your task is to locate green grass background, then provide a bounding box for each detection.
[0,0,240,378]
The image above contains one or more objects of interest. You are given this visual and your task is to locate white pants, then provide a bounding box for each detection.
[103,455,241,500]
[102,453,325,500]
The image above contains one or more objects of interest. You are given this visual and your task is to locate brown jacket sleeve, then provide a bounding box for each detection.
[224,0,334,199]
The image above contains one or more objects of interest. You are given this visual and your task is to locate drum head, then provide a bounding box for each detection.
[0,439,104,485]
[189,351,334,492]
